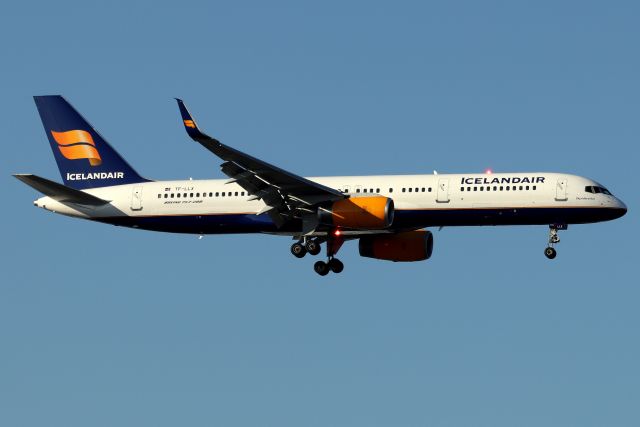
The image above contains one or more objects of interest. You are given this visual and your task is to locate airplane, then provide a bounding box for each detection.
[14,96,627,275]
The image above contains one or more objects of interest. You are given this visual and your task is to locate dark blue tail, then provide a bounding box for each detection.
[34,95,149,190]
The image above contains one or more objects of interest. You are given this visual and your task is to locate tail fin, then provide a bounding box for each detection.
[33,95,149,190]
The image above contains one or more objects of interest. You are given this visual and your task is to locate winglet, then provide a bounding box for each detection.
[175,98,213,141]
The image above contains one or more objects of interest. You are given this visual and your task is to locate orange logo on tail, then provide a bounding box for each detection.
[183,120,196,128]
[51,130,102,166]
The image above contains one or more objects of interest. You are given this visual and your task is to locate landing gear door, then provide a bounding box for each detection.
[437,178,450,203]
[131,186,143,211]
[555,178,568,201]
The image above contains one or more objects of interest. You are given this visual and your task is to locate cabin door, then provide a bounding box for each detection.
[437,179,450,203]
[131,186,143,210]
[555,178,568,201]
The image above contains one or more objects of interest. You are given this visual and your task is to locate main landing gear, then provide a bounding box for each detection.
[544,224,566,259]
[290,232,345,275]
[290,238,322,258]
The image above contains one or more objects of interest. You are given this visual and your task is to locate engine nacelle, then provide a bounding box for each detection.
[359,230,434,262]
[318,196,394,230]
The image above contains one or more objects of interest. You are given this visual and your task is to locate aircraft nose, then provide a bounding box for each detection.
[615,198,627,218]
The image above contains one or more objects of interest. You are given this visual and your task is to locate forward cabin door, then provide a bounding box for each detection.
[437,178,450,203]
[131,186,143,210]
[555,178,568,201]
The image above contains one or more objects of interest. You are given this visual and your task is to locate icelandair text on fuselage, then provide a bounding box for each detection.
[461,176,545,185]
[67,172,124,180]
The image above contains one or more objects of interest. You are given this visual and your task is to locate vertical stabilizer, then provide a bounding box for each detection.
[34,95,149,189]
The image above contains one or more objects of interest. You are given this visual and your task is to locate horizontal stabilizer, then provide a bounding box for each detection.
[13,174,110,206]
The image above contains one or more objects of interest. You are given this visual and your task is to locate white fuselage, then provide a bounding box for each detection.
[33,172,627,235]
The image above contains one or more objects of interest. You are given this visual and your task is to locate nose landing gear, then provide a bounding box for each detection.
[544,224,566,259]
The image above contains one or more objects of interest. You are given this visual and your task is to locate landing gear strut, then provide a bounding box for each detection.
[544,224,566,259]
[292,232,346,275]
[313,232,345,276]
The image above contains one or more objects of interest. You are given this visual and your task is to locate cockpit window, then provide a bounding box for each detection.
[585,186,612,195]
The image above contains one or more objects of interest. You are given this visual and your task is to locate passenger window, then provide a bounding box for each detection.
[402,188,405,193]
[506,186,510,191]
[190,193,194,197]
[222,192,225,197]
[428,187,432,192]
[408,188,413,192]
[461,187,465,192]
[474,187,477,191]
[376,188,380,193]
[500,186,503,191]
[533,186,536,190]
[415,187,419,192]
[177,193,181,198]
[363,189,368,193]
[493,186,497,191]
[171,193,174,198]
[519,186,523,190]
[235,192,239,196]
[158,194,161,198]
[209,192,213,197]
[486,186,490,191]
[356,189,360,193]
[183,193,187,198]
[196,193,200,197]
[526,186,529,190]
[480,187,484,191]
[164,194,168,199]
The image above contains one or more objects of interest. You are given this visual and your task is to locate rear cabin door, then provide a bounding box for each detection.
[437,178,450,203]
[131,186,143,210]
[555,178,568,201]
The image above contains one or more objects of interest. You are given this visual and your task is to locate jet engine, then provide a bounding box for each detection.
[318,196,394,230]
[359,230,433,262]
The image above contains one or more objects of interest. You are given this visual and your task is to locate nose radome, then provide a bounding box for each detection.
[619,199,628,214]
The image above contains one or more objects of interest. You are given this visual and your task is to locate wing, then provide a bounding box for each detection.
[175,99,346,227]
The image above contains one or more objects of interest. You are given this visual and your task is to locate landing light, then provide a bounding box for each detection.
[334,229,342,237]
[485,168,493,174]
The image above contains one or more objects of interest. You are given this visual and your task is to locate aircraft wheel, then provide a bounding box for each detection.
[544,247,557,259]
[291,243,307,258]
[328,258,344,273]
[314,260,330,276]
[306,240,321,256]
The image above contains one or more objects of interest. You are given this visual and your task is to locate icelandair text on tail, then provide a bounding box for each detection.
[67,172,124,180]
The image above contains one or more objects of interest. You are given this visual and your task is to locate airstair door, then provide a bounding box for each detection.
[555,178,568,201]
[131,186,143,210]
[437,179,450,203]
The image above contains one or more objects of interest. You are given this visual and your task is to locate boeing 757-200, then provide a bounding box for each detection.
[15,96,627,275]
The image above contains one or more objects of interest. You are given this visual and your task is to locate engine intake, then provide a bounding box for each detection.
[318,196,394,230]
[359,230,434,262]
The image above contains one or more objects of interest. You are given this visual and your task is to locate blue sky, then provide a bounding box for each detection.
[1,1,638,426]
